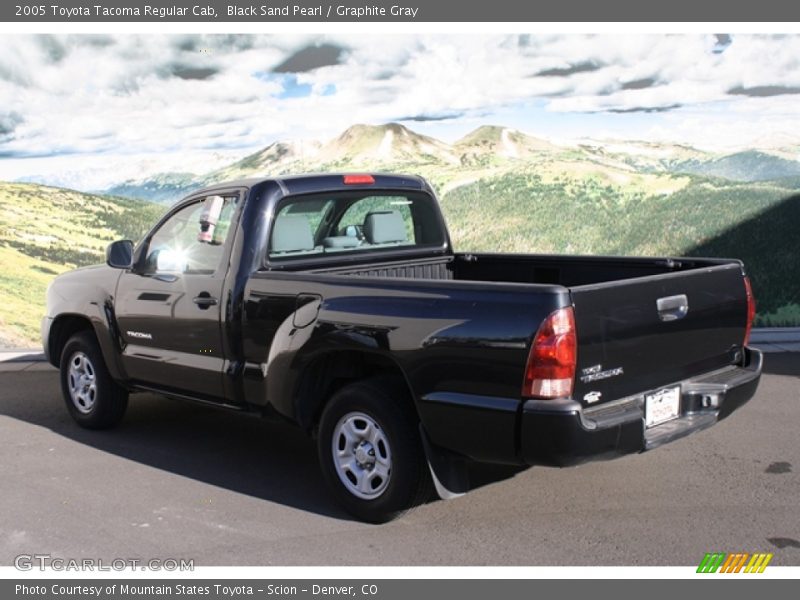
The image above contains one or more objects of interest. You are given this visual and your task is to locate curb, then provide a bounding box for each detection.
[0,350,52,373]
[750,327,800,343]
[0,350,46,362]
[749,327,800,353]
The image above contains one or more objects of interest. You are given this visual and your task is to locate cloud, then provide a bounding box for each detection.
[728,85,800,97]
[168,64,219,80]
[713,34,732,54]
[535,61,603,77]
[37,35,68,63]
[2,34,800,188]
[607,104,682,113]
[396,113,464,122]
[620,77,659,91]
[0,112,23,136]
[273,43,346,73]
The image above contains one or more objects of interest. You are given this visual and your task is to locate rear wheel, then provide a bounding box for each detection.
[60,331,128,429]
[317,377,432,523]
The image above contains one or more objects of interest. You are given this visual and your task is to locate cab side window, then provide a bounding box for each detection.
[144,196,237,275]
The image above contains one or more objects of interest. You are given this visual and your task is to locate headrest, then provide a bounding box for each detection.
[363,211,407,244]
[271,215,314,252]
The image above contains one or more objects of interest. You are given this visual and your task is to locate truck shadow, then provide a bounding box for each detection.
[686,193,800,326]
[758,353,800,378]
[1,371,526,521]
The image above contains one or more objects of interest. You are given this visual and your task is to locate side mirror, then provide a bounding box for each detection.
[106,240,134,269]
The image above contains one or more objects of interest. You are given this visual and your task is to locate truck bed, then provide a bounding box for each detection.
[308,252,732,287]
[305,251,750,411]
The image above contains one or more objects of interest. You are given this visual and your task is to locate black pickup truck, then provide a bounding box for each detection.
[42,173,762,522]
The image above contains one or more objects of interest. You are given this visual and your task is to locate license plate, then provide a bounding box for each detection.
[645,385,681,428]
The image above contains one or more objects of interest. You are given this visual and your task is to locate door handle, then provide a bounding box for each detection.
[656,294,688,322]
[193,294,218,309]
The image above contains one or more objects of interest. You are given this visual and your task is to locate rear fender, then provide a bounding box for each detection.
[267,320,415,428]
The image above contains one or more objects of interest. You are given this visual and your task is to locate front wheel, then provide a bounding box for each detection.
[317,377,432,523]
[60,331,128,429]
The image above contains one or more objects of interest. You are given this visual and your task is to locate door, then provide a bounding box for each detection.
[115,194,240,400]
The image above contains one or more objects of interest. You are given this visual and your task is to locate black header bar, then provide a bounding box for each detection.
[4,0,800,22]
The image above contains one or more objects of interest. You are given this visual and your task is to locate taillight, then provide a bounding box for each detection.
[523,306,577,399]
[743,276,756,346]
[343,174,375,185]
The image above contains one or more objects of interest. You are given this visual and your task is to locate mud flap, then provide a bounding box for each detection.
[419,424,469,499]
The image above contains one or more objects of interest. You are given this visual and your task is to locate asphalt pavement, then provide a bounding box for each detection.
[0,356,798,566]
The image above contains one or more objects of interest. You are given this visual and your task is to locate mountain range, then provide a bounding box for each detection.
[104,123,800,204]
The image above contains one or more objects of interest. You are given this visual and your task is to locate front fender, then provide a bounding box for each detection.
[44,266,126,381]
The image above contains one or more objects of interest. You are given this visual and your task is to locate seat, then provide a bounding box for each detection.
[271,215,315,254]
[363,211,408,245]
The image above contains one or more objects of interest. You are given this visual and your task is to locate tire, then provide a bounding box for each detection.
[317,376,432,523]
[59,331,128,430]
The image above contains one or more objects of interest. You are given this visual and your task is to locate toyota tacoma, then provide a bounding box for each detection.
[42,173,762,522]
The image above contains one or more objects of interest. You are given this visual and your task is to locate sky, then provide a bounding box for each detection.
[1,33,800,190]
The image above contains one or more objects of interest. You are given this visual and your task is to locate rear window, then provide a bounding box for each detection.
[267,191,446,262]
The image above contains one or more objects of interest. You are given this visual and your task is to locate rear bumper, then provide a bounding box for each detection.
[520,347,763,467]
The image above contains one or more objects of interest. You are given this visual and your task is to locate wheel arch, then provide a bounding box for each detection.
[292,349,417,432]
[48,313,125,381]
[48,314,93,366]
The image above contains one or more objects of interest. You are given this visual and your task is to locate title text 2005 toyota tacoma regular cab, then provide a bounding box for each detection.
[42,173,762,522]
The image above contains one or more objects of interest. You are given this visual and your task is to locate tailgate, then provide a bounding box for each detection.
[570,262,749,408]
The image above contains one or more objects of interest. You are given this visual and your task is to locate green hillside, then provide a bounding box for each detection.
[675,150,800,182]
[440,172,800,325]
[0,182,165,346]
